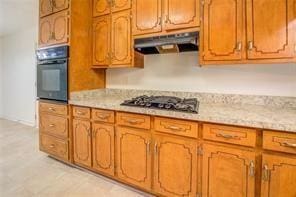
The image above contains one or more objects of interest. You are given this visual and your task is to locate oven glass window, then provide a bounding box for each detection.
[42,69,61,91]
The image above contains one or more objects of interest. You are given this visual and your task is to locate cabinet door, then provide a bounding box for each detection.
[51,10,69,45]
[202,144,255,197]
[111,10,132,65]
[116,127,152,190]
[154,135,197,197]
[93,0,111,17]
[40,0,53,17]
[112,0,131,13]
[92,123,114,176]
[93,15,111,66]
[246,0,295,60]
[202,0,244,61]
[163,0,200,31]
[132,0,162,36]
[73,119,92,167]
[52,0,69,13]
[39,16,53,46]
[261,154,296,197]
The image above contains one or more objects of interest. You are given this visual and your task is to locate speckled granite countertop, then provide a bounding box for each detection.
[69,89,296,133]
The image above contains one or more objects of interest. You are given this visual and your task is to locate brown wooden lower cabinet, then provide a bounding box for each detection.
[116,127,152,190]
[153,134,198,197]
[73,119,92,167]
[92,123,115,176]
[202,143,256,197]
[261,154,296,197]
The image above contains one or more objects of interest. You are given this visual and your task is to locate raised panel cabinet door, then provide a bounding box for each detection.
[202,144,256,197]
[51,10,69,45]
[163,0,200,31]
[40,0,53,17]
[116,127,152,190]
[111,10,132,65]
[261,154,296,197]
[132,0,162,35]
[202,0,244,61]
[73,119,92,167]
[92,123,114,176]
[39,16,53,46]
[93,15,111,66]
[93,0,111,17]
[52,0,69,13]
[154,135,197,197]
[112,0,131,13]
[246,0,295,59]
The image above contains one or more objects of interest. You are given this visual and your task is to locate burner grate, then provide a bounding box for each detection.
[121,95,199,114]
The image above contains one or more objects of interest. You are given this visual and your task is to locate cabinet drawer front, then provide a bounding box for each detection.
[40,114,68,138]
[40,134,69,161]
[116,112,151,129]
[263,131,296,154]
[73,106,91,119]
[39,102,68,116]
[154,117,198,138]
[203,124,257,147]
[92,109,115,123]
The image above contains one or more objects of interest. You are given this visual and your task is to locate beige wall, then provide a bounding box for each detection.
[106,52,296,97]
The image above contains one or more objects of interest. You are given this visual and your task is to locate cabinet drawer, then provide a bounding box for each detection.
[40,114,68,138]
[116,112,151,130]
[92,109,115,123]
[203,124,257,147]
[263,131,296,154]
[39,102,68,116]
[73,106,90,119]
[40,134,69,161]
[154,117,198,138]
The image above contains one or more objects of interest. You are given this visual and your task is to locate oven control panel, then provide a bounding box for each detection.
[36,45,69,61]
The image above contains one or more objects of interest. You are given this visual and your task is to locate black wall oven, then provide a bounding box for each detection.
[37,46,69,102]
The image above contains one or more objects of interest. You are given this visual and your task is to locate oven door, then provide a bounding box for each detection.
[37,59,68,101]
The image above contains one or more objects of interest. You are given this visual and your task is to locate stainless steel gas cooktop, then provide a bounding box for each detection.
[121,95,199,113]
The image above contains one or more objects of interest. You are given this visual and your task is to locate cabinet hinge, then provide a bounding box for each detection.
[197,146,203,155]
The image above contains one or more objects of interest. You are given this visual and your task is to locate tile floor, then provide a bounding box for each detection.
[0,119,150,197]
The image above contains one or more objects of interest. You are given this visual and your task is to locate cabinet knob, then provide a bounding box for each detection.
[248,41,253,51]
[236,42,242,52]
[249,161,255,177]
[262,164,270,181]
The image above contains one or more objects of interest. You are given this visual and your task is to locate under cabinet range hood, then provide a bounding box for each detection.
[134,32,199,55]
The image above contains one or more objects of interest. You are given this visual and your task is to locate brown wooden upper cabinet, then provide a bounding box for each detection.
[201,0,296,64]
[93,0,131,17]
[132,0,200,36]
[39,10,69,47]
[39,0,69,17]
[93,10,131,67]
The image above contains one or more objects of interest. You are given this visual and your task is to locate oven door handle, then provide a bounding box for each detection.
[38,59,67,65]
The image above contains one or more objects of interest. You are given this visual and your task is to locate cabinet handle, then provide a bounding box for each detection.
[126,119,140,125]
[262,164,270,181]
[158,17,162,25]
[236,42,242,52]
[154,142,158,155]
[50,144,55,148]
[165,15,169,23]
[216,133,239,139]
[48,107,55,111]
[249,161,255,177]
[52,0,56,8]
[76,111,85,115]
[97,114,110,120]
[49,124,55,127]
[166,125,182,132]
[146,141,150,154]
[248,41,253,51]
[280,141,296,148]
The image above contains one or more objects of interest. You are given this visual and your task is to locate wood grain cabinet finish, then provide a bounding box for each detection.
[163,0,200,31]
[202,143,256,197]
[116,112,151,130]
[116,127,152,190]
[202,0,244,61]
[111,10,132,65]
[39,102,68,115]
[93,0,111,17]
[40,114,68,138]
[40,0,53,17]
[39,10,69,47]
[73,119,92,167]
[92,123,115,176]
[261,154,296,197]
[112,0,131,13]
[203,124,257,147]
[52,0,69,13]
[93,15,111,66]
[263,131,296,155]
[92,109,115,123]
[73,106,91,119]
[132,0,162,35]
[153,135,197,197]
[246,0,295,60]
